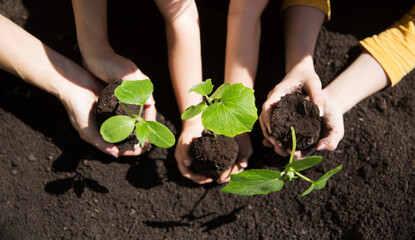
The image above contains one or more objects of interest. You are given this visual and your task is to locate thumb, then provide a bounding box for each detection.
[121,67,148,81]
[304,80,324,117]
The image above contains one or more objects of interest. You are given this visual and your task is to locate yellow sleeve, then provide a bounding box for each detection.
[281,0,331,20]
[360,5,415,86]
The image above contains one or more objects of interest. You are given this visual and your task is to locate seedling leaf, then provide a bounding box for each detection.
[286,156,323,172]
[100,115,136,143]
[134,121,150,147]
[314,180,327,190]
[202,83,258,137]
[181,102,208,120]
[210,82,230,99]
[189,79,213,96]
[317,165,343,182]
[146,121,175,148]
[114,79,153,105]
[301,184,315,197]
[221,169,284,196]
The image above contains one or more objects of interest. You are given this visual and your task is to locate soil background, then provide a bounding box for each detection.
[1,0,414,239]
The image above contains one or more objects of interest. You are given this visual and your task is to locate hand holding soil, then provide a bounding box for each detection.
[96,80,174,156]
[260,67,323,157]
[181,79,258,183]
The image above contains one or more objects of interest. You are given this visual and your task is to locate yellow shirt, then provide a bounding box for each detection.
[281,0,331,20]
[360,5,415,86]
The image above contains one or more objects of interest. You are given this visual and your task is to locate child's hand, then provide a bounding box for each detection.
[259,66,323,157]
[81,45,148,83]
[315,90,345,152]
[216,132,252,183]
[175,119,213,184]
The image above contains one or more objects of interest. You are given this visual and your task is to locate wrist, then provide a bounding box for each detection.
[181,115,203,129]
[286,55,315,74]
[77,37,113,57]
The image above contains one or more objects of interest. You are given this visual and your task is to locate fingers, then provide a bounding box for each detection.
[143,94,157,121]
[217,164,244,184]
[235,133,253,168]
[303,79,324,116]
[317,125,344,151]
[175,150,213,184]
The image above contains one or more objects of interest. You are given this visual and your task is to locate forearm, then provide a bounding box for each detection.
[157,0,203,115]
[71,0,110,54]
[0,15,95,100]
[324,53,389,114]
[283,5,325,73]
[224,0,269,88]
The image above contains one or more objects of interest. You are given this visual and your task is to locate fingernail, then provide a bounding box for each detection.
[319,106,324,117]
[269,138,277,145]
[240,160,248,168]
[110,151,119,158]
[183,159,191,167]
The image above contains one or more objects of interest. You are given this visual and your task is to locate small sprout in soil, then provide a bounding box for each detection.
[100,80,175,148]
[221,126,342,196]
[181,79,258,179]
[181,79,258,137]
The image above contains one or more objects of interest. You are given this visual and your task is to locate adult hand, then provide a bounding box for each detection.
[216,132,252,183]
[259,65,323,158]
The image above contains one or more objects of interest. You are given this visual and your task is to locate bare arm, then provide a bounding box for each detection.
[0,14,128,157]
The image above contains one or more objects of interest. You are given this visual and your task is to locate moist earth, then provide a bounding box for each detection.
[189,130,238,180]
[95,81,139,152]
[1,0,414,239]
[270,93,321,150]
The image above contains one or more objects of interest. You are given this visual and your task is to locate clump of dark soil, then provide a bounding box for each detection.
[95,81,139,152]
[189,130,239,180]
[270,93,321,149]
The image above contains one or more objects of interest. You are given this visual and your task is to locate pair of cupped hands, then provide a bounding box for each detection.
[64,47,344,185]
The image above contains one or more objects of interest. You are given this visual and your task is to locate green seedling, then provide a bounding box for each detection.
[100,80,175,148]
[221,126,342,196]
[181,79,258,137]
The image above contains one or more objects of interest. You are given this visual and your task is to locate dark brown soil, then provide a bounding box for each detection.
[95,81,139,152]
[270,93,321,150]
[1,0,414,239]
[189,130,239,180]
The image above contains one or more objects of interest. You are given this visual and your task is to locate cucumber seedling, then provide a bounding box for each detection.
[221,126,342,196]
[181,79,258,179]
[181,79,258,137]
[100,79,175,148]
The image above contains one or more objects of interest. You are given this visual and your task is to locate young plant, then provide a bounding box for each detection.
[221,126,342,196]
[100,79,175,148]
[181,79,258,137]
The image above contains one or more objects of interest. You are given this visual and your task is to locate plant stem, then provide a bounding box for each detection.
[294,170,314,183]
[137,104,144,120]
[121,103,138,118]
[289,126,296,164]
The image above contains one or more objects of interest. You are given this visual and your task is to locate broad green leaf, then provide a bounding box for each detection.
[210,82,230,99]
[135,121,150,147]
[114,79,153,105]
[189,79,213,96]
[100,115,136,143]
[221,169,284,196]
[202,83,258,137]
[146,121,175,148]
[286,156,322,172]
[300,183,315,197]
[317,165,343,182]
[181,102,208,120]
